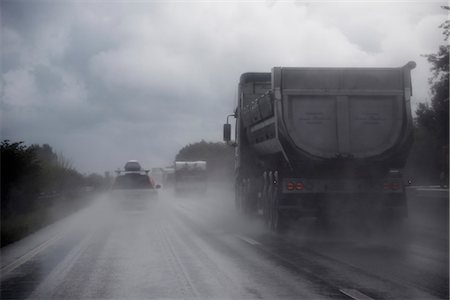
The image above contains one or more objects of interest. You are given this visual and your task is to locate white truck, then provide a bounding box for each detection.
[174,161,207,195]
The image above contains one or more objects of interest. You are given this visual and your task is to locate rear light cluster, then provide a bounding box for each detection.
[383,182,401,190]
[287,182,304,191]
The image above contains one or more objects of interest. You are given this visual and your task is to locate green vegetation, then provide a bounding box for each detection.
[1,140,107,247]
[411,6,449,186]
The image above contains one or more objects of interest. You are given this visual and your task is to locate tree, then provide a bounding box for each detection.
[28,143,84,193]
[1,140,99,246]
[1,140,89,217]
[414,6,449,183]
[85,173,106,190]
[1,140,41,215]
[417,43,449,143]
[33,144,58,166]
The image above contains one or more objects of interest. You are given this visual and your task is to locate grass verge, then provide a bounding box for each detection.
[1,193,95,247]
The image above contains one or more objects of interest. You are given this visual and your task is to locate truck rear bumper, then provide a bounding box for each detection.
[278,192,407,219]
[281,178,405,194]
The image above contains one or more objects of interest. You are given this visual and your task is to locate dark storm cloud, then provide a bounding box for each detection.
[1,1,65,36]
[1,1,447,173]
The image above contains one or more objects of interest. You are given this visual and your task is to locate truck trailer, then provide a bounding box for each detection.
[223,62,416,231]
[174,161,207,195]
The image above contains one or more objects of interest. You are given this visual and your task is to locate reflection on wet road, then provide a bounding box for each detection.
[1,187,448,299]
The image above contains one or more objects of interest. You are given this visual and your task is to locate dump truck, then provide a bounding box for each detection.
[174,161,207,195]
[223,62,416,231]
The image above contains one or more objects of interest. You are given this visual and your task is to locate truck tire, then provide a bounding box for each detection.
[235,180,243,213]
[269,185,288,233]
[264,172,275,229]
[236,179,252,215]
[243,179,252,215]
[262,177,271,227]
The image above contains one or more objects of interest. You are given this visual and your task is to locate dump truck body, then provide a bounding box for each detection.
[227,62,416,231]
[240,63,415,168]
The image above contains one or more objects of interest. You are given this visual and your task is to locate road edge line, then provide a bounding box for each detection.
[1,232,64,276]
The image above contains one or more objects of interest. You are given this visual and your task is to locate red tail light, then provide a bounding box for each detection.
[383,182,401,190]
[391,182,401,190]
[295,182,304,190]
[287,182,294,190]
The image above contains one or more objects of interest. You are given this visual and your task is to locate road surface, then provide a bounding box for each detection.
[1,186,448,299]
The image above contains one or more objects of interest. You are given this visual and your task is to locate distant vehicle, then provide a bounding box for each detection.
[124,160,142,172]
[224,62,416,231]
[174,161,207,195]
[110,161,160,210]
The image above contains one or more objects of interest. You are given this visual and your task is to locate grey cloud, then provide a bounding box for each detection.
[32,64,64,93]
[1,1,447,173]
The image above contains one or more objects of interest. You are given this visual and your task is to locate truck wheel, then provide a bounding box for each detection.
[270,191,279,231]
[235,181,244,213]
[245,180,254,215]
[239,179,253,215]
[270,187,288,233]
[262,180,271,227]
[241,179,250,215]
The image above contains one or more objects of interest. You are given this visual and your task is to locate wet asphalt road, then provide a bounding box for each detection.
[1,187,448,299]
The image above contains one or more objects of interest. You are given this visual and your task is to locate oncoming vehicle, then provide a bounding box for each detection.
[174,161,207,195]
[110,160,160,210]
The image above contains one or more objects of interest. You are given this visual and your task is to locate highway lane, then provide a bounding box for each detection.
[1,187,448,299]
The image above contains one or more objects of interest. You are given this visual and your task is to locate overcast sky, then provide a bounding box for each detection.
[1,1,447,174]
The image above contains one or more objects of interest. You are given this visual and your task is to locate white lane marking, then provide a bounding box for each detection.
[29,229,98,299]
[235,235,260,246]
[158,223,201,298]
[340,289,374,300]
[0,232,64,276]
